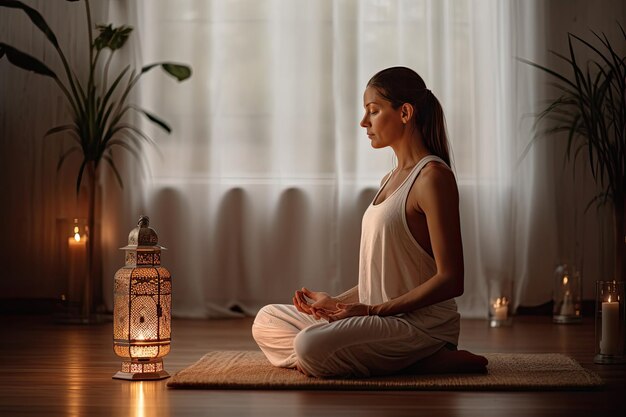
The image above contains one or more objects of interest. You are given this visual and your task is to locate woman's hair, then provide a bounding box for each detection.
[366,67,451,167]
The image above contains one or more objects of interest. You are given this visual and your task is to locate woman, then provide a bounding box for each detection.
[252,66,487,378]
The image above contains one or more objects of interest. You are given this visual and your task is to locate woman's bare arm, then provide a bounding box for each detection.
[371,164,464,316]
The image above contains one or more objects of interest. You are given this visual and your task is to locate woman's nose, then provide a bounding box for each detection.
[360,115,369,128]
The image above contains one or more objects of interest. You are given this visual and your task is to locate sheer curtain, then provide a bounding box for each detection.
[99,0,549,318]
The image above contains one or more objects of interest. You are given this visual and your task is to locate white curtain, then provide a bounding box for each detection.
[3,0,622,317]
[96,0,550,318]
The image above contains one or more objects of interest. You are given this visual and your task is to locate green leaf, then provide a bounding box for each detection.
[44,124,81,145]
[134,107,172,133]
[94,24,133,51]
[141,62,192,81]
[45,124,76,137]
[1,0,82,119]
[0,0,60,48]
[103,154,124,189]
[56,146,81,172]
[517,57,576,90]
[113,123,158,147]
[76,159,87,195]
[161,63,192,81]
[520,24,625,213]
[98,66,131,130]
[107,138,142,162]
[0,43,57,78]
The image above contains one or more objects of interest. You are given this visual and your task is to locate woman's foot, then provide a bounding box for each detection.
[403,347,488,375]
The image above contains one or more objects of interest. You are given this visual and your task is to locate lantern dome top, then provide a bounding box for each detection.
[120,215,166,250]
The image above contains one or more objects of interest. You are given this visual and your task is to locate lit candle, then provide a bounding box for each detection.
[493,297,508,321]
[67,231,87,301]
[560,291,575,316]
[600,295,619,355]
[68,231,87,251]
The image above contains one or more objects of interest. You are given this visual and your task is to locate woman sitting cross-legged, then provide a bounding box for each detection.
[252,66,488,378]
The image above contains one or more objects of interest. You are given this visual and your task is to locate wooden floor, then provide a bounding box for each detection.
[1,314,624,417]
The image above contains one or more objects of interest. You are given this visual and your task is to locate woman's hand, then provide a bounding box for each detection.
[293,288,340,319]
[322,302,370,322]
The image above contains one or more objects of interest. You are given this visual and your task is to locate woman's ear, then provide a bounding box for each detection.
[400,103,414,124]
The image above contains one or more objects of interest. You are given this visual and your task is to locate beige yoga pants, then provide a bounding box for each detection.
[252,304,446,378]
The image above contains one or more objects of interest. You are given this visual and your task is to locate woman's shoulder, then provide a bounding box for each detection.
[419,161,455,186]
[412,161,458,204]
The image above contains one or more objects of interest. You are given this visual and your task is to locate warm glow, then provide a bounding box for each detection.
[562,276,569,285]
[608,295,612,303]
[74,233,81,242]
[135,381,145,417]
[113,216,172,380]
[493,296,509,308]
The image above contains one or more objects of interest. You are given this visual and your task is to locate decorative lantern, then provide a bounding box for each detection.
[113,216,172,380]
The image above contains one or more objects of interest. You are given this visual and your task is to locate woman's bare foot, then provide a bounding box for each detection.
[403,347,488,375]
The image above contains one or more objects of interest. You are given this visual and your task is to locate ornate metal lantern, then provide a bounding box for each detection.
[113,216,172,380]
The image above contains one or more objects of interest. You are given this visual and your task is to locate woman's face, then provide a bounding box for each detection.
[360,86,404,149]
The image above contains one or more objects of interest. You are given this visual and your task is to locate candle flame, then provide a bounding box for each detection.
[493,297,508,308]
[562,276,569,285]
[608,295,611,303]
[74,233,81,242]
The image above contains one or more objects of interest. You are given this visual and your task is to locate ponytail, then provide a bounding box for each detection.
[418,90,451,167]
[366,67,452,167]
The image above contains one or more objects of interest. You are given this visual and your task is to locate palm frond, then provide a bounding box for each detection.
[521,25,624,213]
[130,105,172,133]
[103,154,123,189]
[57,146,81,172]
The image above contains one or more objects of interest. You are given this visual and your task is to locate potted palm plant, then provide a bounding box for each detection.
[519,25,625,283]
[0,0,192,321]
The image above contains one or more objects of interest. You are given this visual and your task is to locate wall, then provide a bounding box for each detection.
[0,0,109,300]
[543,0,626,298]
[1,0,624,308]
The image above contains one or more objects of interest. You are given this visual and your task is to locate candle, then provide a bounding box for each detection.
[67,234,87,301]
[560,291,575,316]
[600,295,619,355]
[493,297,508,321]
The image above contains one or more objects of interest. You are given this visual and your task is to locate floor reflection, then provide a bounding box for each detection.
[124,380,170,417]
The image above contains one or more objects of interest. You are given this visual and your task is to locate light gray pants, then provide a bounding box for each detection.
[252,304,445,378]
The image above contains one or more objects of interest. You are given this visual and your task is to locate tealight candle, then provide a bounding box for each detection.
[493,297,508,321]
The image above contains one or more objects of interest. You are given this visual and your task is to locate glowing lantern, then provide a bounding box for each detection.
[113,216,172,380]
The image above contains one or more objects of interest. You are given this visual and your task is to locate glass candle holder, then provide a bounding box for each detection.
[488,278,513,327]
[594,281,626,364]
[55,217,90,323]
[552,263,582,324]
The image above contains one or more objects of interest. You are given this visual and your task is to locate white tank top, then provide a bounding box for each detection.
[358,155,460,344]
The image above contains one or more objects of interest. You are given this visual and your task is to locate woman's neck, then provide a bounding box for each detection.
[391,131,431,170]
